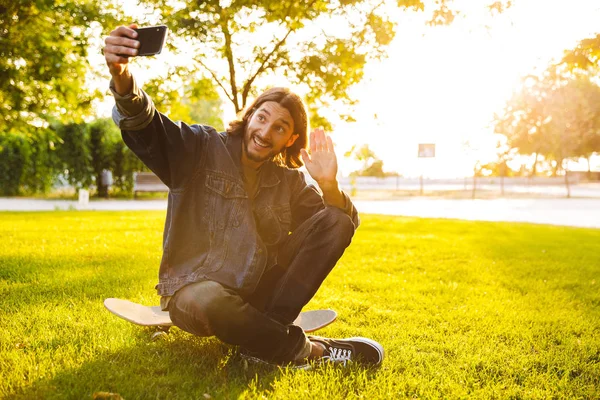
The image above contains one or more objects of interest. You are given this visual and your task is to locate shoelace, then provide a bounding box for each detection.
[322,347,353,366]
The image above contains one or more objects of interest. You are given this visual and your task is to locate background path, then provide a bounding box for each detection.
[2,197,599,229]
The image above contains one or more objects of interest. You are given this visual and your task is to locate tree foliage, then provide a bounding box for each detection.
[0,0,118,134]
[0,0,512,195]
[139,0,510,128]
[494,70,600,177]
[561,34,600,74]
[345,143,390,177]
[144,67,224,129]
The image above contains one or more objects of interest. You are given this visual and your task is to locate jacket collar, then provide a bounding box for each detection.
[225,132,281,188]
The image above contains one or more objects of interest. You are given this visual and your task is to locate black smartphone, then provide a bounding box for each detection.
[133,25,168,56]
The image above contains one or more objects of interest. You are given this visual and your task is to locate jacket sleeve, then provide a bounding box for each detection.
[110,78,212,190]
[289,169,360,231]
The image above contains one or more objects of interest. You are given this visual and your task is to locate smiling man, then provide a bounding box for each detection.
[104,25,384,367]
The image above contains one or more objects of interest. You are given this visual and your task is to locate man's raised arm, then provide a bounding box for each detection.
[104,24,155,131]
[102,24,210,190]
[104,24,139,95]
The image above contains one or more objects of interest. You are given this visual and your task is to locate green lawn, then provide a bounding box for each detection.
[1,211,599,399]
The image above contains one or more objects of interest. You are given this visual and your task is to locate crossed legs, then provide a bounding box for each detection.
[168,207,355,362]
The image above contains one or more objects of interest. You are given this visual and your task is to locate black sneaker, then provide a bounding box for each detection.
[308,336,384,366]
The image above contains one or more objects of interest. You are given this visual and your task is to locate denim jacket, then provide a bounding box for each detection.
[112,81,359,298]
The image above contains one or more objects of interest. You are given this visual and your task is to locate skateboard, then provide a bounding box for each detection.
[104,298,337,333]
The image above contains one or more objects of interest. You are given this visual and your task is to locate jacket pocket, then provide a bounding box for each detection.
[204,171,247,230]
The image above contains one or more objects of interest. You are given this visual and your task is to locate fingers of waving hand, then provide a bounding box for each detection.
[300,148,312,165]
[310,128,329,153]
[309,130,317,154]
[309,128,335,157]
[104,24,140,65]
[303,129,338,182]
[325,135,334,153]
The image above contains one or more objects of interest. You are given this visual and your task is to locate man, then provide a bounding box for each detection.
[104,25,384,366]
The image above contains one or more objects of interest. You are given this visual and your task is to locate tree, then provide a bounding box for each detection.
[0,1,117,134]
[493,74,554,177]
[561,34,600,74]
[494,68,600,195]
[345,144,387,177]
[546,76,600,193]
[139,0,511,129]
[560,35,600,177]
[144,67,224,129]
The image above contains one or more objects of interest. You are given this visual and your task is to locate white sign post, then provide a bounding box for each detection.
[78,189,89,207]
[417,144,436,195]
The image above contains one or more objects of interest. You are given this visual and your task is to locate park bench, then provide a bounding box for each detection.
[133,172,169,198]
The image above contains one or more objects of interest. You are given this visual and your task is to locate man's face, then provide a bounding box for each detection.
[242,101,299,168]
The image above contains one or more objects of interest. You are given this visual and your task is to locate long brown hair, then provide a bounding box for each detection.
[226,87,308,168]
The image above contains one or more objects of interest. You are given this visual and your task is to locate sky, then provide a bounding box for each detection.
[93,0,600,177]
[334,0,600,177]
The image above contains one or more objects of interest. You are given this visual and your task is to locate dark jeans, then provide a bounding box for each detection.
[168,206,355,362]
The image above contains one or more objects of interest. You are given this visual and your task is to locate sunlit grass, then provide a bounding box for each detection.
[1,211,599,399]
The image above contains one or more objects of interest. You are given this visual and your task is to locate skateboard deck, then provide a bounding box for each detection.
[104,298,336,332]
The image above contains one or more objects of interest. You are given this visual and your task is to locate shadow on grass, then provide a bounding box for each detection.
[12,333,284,399]
[12,330,384,399]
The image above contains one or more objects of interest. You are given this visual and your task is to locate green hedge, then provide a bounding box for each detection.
[0,133,31,196]
[0,119,146,197]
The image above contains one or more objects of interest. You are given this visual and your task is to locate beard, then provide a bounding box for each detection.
[243,130,281,163]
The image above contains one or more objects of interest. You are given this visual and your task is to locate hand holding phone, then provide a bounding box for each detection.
[132,25,168,56]
[103,24,168,73]
[104,24,167,95]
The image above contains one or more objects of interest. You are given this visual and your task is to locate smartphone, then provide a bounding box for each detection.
[133,25,168,56]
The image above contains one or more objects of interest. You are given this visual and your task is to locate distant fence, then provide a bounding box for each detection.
[337,176,578,191]
[125,171,598,194]
[301,175,600,198]
[126,172,599,198]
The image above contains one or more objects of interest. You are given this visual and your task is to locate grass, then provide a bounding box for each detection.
[1,211,599,399]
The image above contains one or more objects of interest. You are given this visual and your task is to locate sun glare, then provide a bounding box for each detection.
[331,0,600,178]
[93,1,600,178]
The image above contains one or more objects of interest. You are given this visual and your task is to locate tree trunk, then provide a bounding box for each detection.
[219,12,240,113]
[587,156,592,180]
[530,153,539,177]
[96,172,108,198]
[552,159,561,177]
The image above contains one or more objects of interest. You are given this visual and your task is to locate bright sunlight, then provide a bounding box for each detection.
[91,0,600,178]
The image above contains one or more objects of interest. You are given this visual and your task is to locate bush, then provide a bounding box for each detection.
[111,140,146,196]
[1,119,148,197]
[89,119,120,197]
[0,133,31,195]
[53,121,93,189]
[23,129,61,194]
